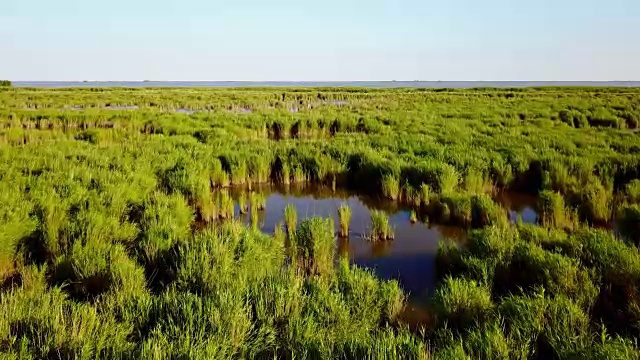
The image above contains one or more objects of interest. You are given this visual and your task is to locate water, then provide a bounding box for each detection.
[213,185,537,300]
[13,81,640,89]
[495,192,539,224]
[104,105,139,110]
[175,108,197,115]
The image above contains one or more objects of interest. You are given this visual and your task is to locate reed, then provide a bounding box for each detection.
[420,183,432,207]
[250,197,259,229]
[284,203,297,238]
[369,210,394,241]
[218,191,235,219]
[238,191,248,214]
[381,175,400,201]
[337,203,351,237]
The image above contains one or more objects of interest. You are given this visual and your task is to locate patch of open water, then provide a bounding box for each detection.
[214,185,538,300]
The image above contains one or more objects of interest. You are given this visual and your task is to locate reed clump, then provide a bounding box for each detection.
[369,210,394,241]
[337,203,351,237]
[284,203,297,238]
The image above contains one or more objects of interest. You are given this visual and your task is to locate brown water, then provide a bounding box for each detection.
[218,185,538,300]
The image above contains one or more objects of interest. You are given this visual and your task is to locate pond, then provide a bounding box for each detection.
[204,185,538,301]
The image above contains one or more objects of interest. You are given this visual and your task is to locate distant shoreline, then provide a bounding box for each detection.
[10,81,640,89]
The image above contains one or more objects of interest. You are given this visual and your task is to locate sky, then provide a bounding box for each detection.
[1,0,638,81]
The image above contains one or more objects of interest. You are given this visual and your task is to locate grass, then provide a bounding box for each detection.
[238,191,248,214]
[217,190,234,219]
[337,203,351,237]
[284,203,297,238]
[618,204,640,246]
[410,210,418,224]
[1,86,640,357]
[434,224,640,359]
[249,197,259,229]
[369,210,394,241]
[539,190,578,229]
[382,175,400,200]
[294,218,335,276]
[419,184,431,207]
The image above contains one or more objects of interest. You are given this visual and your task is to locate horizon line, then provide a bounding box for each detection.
[10,80,640,83]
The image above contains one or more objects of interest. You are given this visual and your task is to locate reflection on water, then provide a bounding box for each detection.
[495,191,539,224]
[175,108,197,114]
[105,105,139,110]
[213,185,536,299]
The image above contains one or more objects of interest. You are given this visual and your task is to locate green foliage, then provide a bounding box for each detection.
[51,240,146,301]
[238,191,248,214]
[0,80,11,87]
[295,218,335,276]
[626,179,640,203]
[419,183,432,207]
[381,174,400,200]
[538,190,577,229]
[284,203,297,238]
[369,210,394,241]
[432,277,494,331]
[580,177,612,223]
[471,194,509,228]
[618,204,640,246]
[337,203,351,237]
[2,86,640,357]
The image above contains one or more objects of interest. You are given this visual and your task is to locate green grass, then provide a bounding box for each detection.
[1,86,640,357]
[238,191,248,214]
[369,210,394,241]
[382,174,400,200]
[294,218,335,276]
[284,203,297,238]
[217,190,234,219]
[337,203,351,237]
[539,190,578,229]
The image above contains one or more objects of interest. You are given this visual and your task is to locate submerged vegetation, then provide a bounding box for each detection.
[0,86,640,357]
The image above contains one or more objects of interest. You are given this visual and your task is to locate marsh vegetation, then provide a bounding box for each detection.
[1,86,640,358]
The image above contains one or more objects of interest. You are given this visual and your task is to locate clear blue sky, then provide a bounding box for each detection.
[1,0,638,81]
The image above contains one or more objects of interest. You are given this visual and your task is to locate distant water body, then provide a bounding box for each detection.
[12,81,640,89]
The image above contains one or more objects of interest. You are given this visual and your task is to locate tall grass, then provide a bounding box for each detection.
[618,204,640,245]
[294,218,335,276]
[539,190,577,229]
[217,190,235,219]
[249,198,259,229]
[238,191,248,214]
[626,179,640,203]
[419,183,431,207]
[382,175,400,201]
[284,203,297,238]
[337,203,351,237]
[2,86,640,357]
[369,210,394,241]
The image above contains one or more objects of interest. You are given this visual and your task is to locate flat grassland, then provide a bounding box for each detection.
[1,87,640,359]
